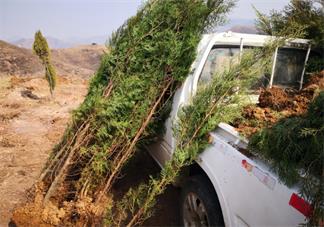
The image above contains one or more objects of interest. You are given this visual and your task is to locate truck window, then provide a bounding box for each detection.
[198,46,240,85]
[272,48,307,88]
[198,46,308,89]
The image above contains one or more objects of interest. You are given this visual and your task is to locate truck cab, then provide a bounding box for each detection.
[148,32,311,227]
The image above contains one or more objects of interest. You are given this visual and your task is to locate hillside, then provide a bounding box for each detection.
[0,40,106,78]
[0,40,43,76]
[51,45,106,78]
[228,25,259,34]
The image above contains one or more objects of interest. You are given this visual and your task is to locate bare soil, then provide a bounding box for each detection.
[0,75,88,226]
[233,71,324,137]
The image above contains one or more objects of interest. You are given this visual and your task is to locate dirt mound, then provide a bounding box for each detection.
[305,70,324,88]
[0,40,106,78]
[11,182,110,227]
[234,72,324,137]
[234,106,278,136]
[11,183,57,227]
[258,86,289,110]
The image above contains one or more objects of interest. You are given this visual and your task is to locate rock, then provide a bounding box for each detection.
[20,90,40,100]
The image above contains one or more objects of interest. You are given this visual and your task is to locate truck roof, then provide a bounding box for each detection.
[203,31,309,47]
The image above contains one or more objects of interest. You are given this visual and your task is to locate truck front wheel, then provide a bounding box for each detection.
[180,175,224,227]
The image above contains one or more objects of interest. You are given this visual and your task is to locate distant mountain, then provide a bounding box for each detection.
[66,35,109,46]
[217,19,259,34]
[227,25,259,34]
[11,38,33,49]
[11,35,109,49]
[13,37,73,49]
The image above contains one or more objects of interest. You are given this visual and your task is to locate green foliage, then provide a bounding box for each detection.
[306,55,324,73]
[108,41,280,226]
[255,0,324,47]
[33,30,56,95]
[33,30,50,63]
[249,92,324,225]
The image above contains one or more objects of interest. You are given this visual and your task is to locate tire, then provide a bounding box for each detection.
[180,175,224,227]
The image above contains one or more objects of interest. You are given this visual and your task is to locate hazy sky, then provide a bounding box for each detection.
[0,0,290,41]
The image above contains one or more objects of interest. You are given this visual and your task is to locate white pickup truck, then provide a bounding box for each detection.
[148,32,313,227]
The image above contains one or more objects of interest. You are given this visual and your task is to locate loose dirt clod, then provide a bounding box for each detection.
[258,86,289,110]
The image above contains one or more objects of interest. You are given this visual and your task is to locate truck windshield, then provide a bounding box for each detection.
[198,46,307,89]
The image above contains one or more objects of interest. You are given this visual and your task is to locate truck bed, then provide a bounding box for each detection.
[198,123,307,226]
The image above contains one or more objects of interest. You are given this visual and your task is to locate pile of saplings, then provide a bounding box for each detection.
[37,0,235,225]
